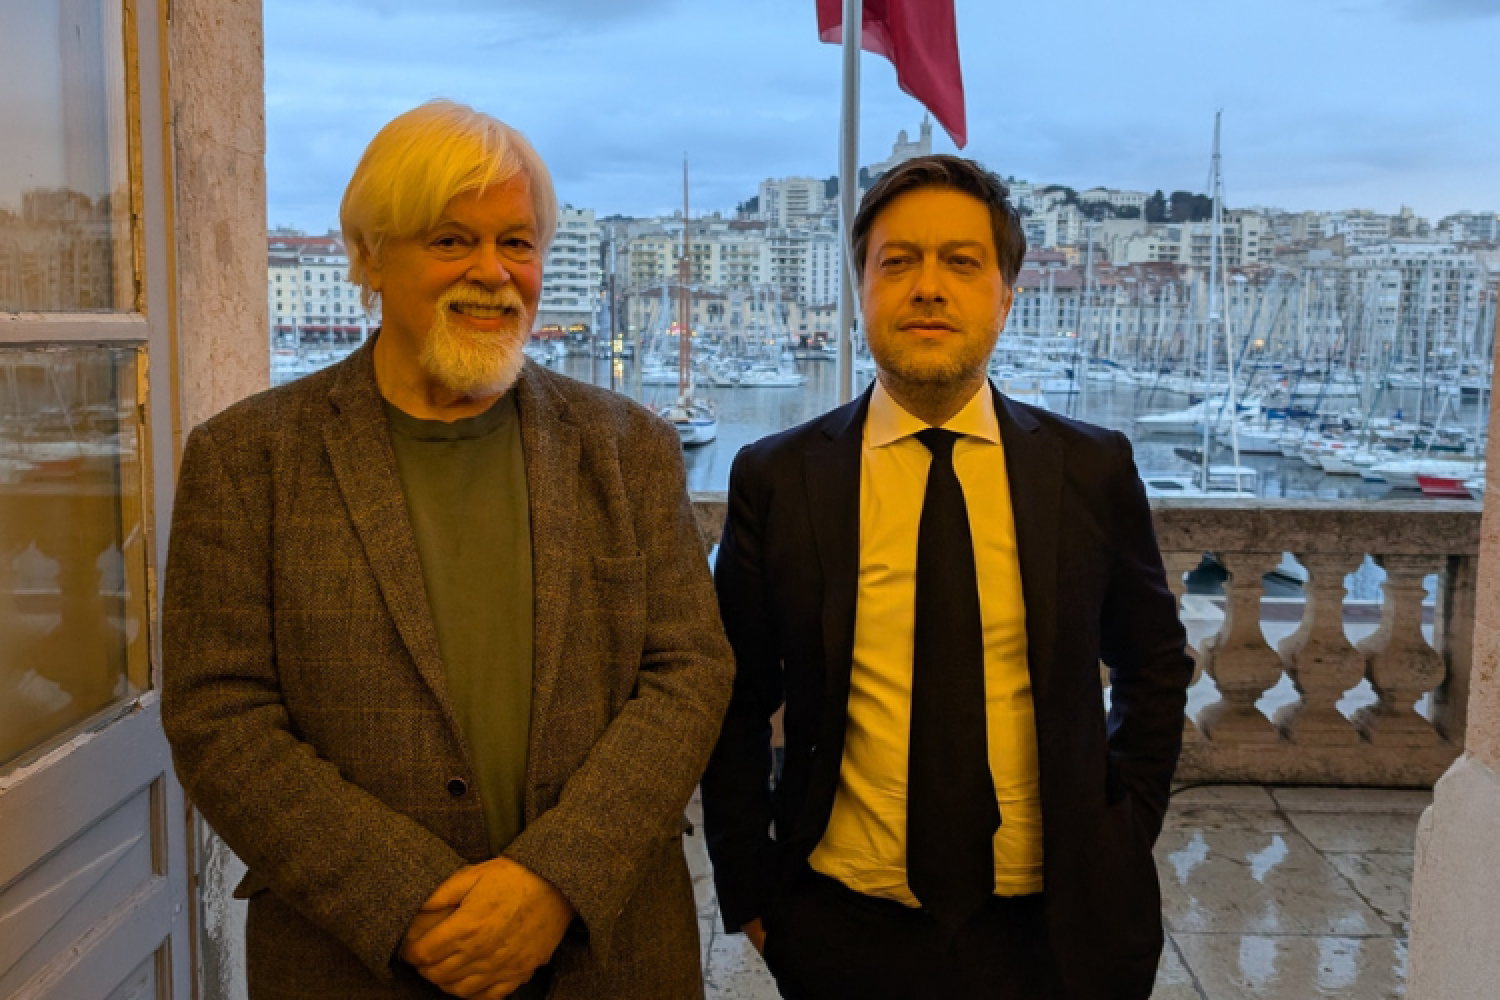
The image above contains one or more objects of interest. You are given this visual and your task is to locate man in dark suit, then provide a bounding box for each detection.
[701,155,1193,999]
[162,101,733,999]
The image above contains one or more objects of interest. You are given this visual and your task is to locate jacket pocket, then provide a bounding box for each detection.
[586,554,649,716]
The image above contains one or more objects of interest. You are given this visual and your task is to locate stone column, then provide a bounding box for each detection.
[1432,554,1479,746]
[171,0,269,437]
[170,2,267,999]
[1408,290,1500,998]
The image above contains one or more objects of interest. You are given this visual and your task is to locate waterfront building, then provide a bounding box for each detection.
[266,230,373,343]
[803,228,840,308]
[1284,209,1331,244]
[755,176,829,228]
[1090,218,1151,261]
[1118,214,1268,270]
[1007,179,1038,214]
[1346,242,1493,360]
[767,226,814,305]
[1439,211,1500,244]
[1079,186,1151,214]
[625,228,678,288]
[622,279,834,347]
[624,220,771,292]
[1326,209,1395,249]
[1391,205,1432,240]
[535,204,601,332]
[717,224,773,287]
[1007,254,1083,338]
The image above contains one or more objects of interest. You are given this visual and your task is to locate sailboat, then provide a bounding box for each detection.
[654,158,718,448]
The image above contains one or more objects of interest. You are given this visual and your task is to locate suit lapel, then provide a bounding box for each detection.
[803,389,872,727]
[512,364,580,765]
[994,387,1062,708]
[323,342,458,728]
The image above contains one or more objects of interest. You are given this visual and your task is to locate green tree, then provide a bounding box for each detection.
[1168,191,1214,223]
[1144,190,1167,223]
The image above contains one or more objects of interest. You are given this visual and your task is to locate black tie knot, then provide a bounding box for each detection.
[916,427,960,462]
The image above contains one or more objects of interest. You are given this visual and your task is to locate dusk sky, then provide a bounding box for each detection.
[265,0,1500,233]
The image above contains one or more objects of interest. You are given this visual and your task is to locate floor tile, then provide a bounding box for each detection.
[1285,811,1422,854]
[1326,852,1415,929]
[1154,935,1207,999]
[1163,800,1292,835]
[698,916,716,968]
[1172,933,1406,999]
[1271,788,1432,815]
[703,927,780,999]
[1156,827,1385,936]
[1171,786,1280,810]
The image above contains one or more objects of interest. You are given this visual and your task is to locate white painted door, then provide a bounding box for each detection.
[0,0,193,996]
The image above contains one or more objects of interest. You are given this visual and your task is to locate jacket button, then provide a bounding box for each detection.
[447,777,469,798]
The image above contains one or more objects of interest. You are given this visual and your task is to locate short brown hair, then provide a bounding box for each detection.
[851,154,1026,286]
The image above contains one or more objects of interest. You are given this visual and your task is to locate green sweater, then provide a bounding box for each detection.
[385,394,534,858]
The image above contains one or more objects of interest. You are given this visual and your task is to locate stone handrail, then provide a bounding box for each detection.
[690,494,1483,788]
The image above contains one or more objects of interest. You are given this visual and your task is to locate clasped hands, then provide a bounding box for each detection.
[400,857,574,999]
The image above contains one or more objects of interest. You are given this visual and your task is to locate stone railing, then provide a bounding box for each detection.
[691,495,1483,788]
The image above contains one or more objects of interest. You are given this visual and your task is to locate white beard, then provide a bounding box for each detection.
[419,287,529,397]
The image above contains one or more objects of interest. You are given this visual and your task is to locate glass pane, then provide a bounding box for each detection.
[0,347,148,769]
[0,0,134,312]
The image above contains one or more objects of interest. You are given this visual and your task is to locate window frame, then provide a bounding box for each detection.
[0,0,177,763]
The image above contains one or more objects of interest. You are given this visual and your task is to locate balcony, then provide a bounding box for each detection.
[688,495,1481,998]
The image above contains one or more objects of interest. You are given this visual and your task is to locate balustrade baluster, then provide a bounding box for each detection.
[1275,552,1364,745]
[1162,550,1204,743]
[1355,554,1446,746]
[1196,550,1283,743]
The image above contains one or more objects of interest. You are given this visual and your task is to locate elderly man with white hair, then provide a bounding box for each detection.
[162,101,734,1000]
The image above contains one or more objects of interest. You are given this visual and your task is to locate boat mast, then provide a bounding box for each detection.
[1080,220,1095,419]
[1200,112,1223,489]
[679,156,692,398]
[1416,256,1431,428]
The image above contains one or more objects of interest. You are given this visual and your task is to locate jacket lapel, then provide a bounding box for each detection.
[993,387,1062,708]
[511,364,580,772]
[803,389,872,742]
[323,342,459,728]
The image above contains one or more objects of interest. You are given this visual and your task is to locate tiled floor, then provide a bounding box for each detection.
[687,785,1429,999]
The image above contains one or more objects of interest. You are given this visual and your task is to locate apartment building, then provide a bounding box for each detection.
[266,231,372,342]
[535,205,601,331]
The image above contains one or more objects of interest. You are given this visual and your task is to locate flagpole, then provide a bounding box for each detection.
[836,0,862,405]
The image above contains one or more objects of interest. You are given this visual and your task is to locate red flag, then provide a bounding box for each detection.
[817,0,967,149]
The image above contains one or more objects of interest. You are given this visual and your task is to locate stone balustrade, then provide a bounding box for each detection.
[690,494,1482,788]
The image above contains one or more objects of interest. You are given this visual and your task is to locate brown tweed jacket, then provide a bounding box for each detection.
[162,341,734,999]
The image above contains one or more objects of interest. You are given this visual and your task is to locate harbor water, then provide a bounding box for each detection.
[551,355,1489,501]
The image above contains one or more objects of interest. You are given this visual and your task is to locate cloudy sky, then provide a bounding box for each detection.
[265,0,1500,232]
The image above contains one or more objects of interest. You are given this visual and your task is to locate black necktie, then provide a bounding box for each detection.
[907,427,1000,929]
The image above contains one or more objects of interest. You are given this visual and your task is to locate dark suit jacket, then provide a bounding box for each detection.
[701,385,1193,1000]
[162,341,734,999]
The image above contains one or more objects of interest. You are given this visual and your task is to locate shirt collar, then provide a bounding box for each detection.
[867,378,1001,449]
